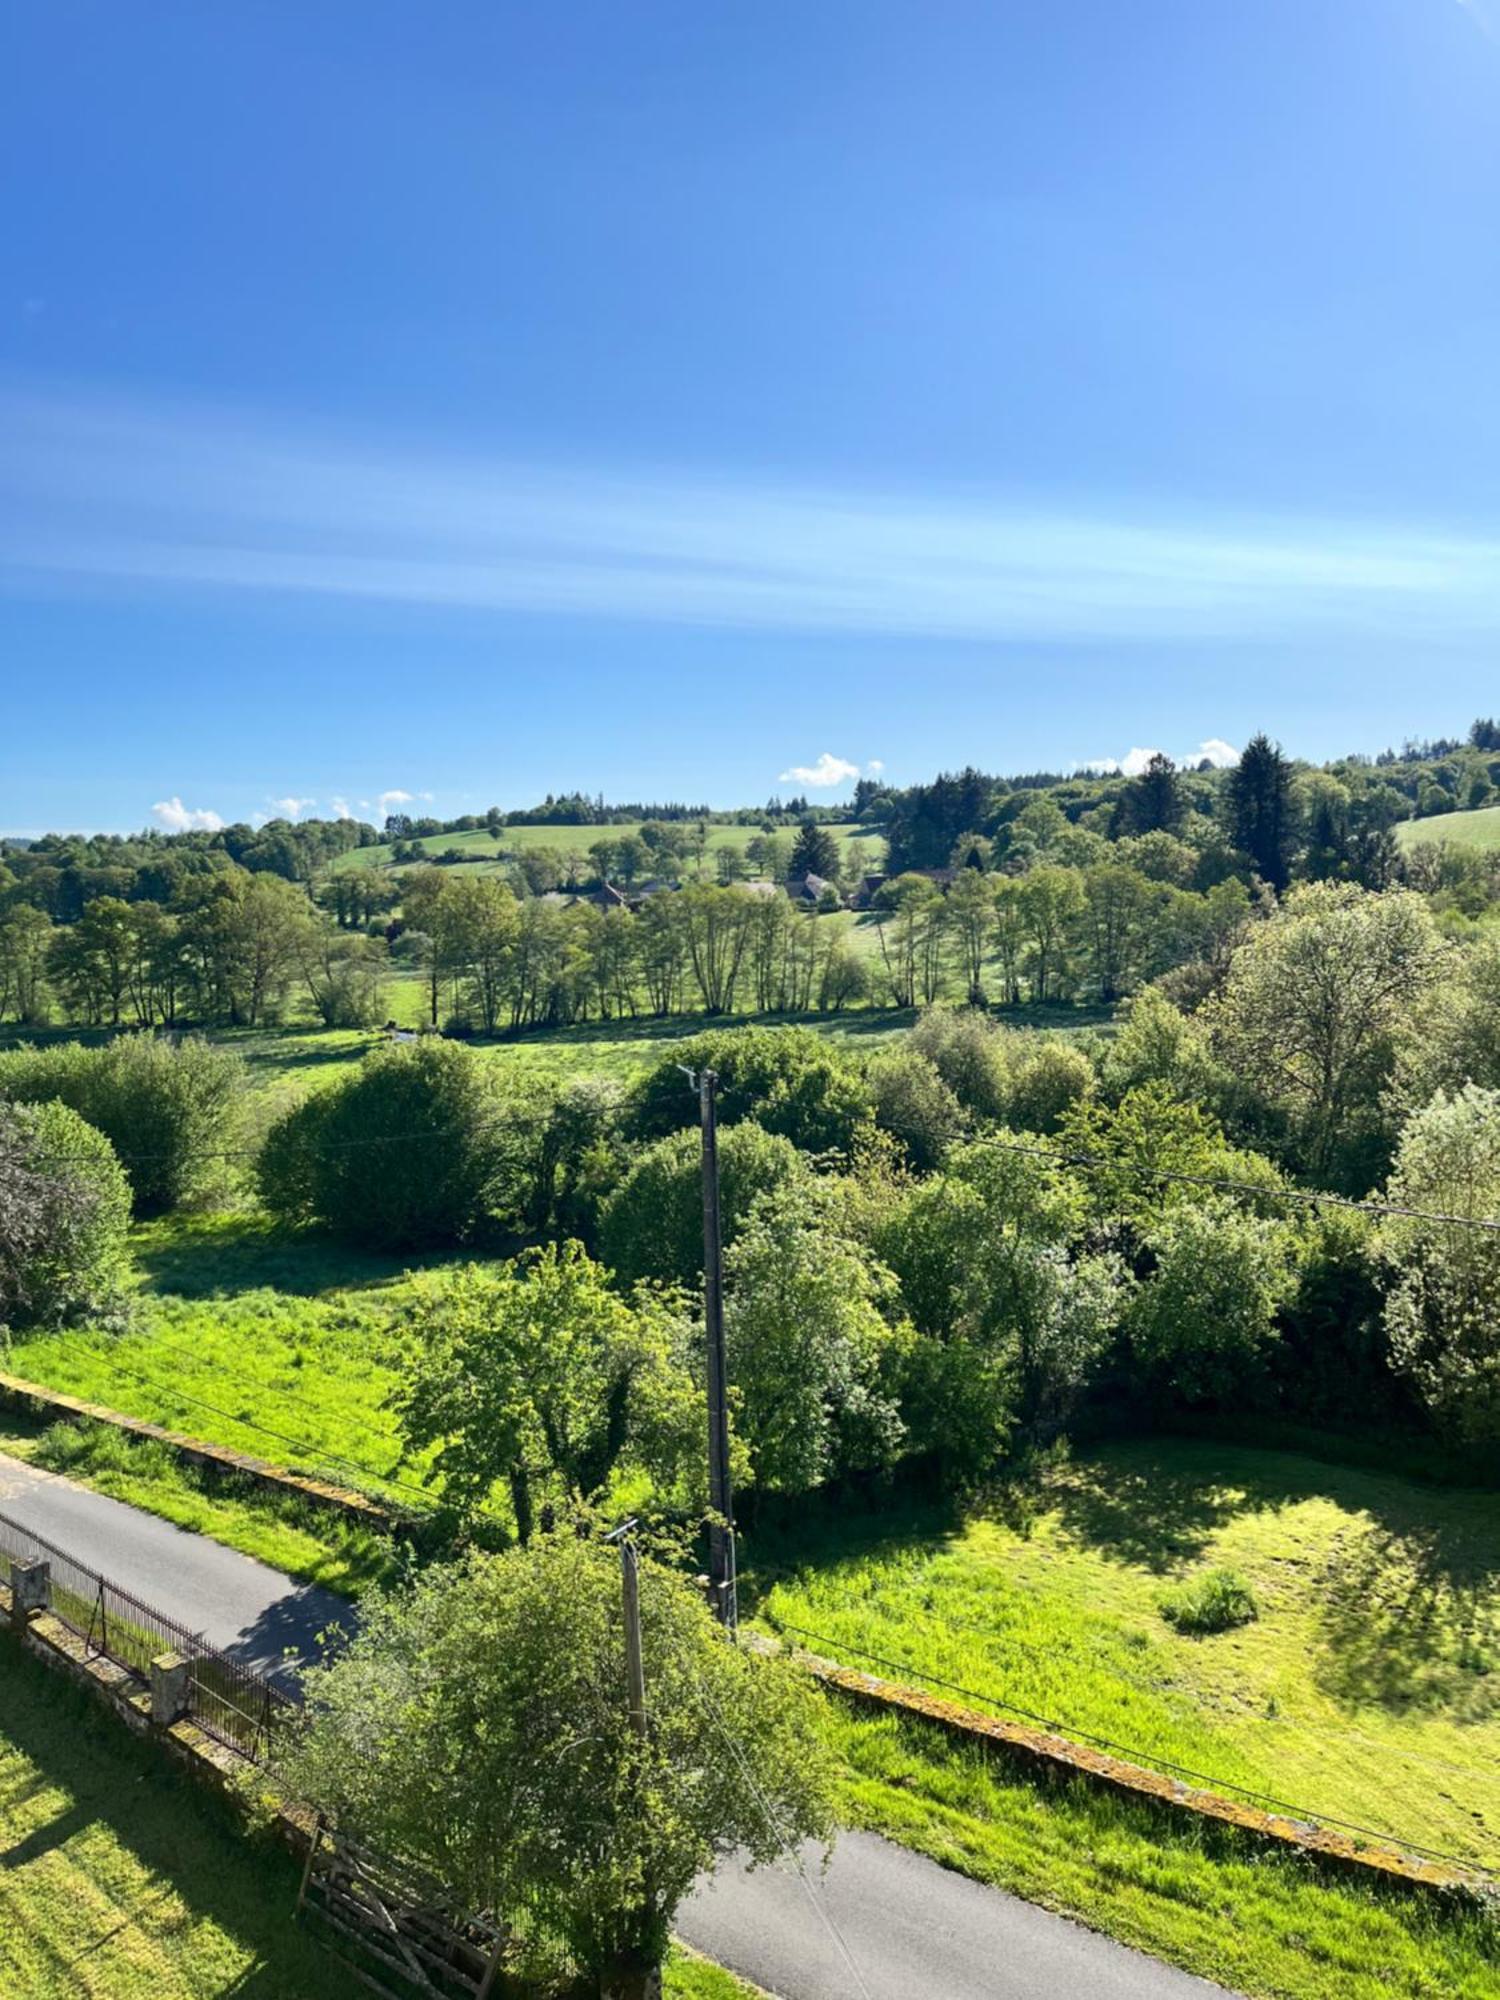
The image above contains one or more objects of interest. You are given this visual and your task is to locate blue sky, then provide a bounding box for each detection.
[3,1,1499,834]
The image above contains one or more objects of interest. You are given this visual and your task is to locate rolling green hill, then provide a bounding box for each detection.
[332,817,886,875]
[1395,803,1500,852]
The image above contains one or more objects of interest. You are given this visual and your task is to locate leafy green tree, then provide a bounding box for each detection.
[1098,986,1230,1113]
[876,1140,1115,1469]
[1379,1085,1500,1444]
[629,1026,872,1156]
[1127,1198,1296,1403]
[0,905,54,1023]
[258,1038,545,1247]
[1059,1082,1284,1228]
[1006,1039,1094,1135]
[871,873,943,1008]
[1210,882,1447,1185]
[909,1005,1011,1121]
[0,1100,131,1330]
[393,1243,702,1539]
[943,869,998,1005]
[724,1183,904,1492]
[1228,733,1297,892]
[864,1046,964,1171]
[295,928,388,1028]
[599,1120,807,1287]
[1079,865,1167,1002]
[283,1530,833,2000]
[1015,866,1083,1004]
[0,1033,243,1214]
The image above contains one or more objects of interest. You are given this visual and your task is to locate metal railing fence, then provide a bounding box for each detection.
[0,1505,291,1763]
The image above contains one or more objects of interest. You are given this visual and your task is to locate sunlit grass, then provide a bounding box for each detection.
[824,1701,1500,2000]
[0,1641,361,1998]
[749,1441,1500,1876]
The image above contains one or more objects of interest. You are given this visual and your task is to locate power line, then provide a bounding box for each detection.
[775,1624,1497,1878]
[12,1098,1500,1235]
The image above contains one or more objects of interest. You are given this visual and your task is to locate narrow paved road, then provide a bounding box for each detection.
[0,1450,1235,1998]
[0,1450,353,1690]
[679,1833,1231,2000]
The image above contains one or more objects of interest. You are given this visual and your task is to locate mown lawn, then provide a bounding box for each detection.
[0,1639,360,1999]
[749,1441,1500,1877]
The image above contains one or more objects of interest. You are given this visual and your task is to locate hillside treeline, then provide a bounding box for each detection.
[7,871,1500,1513]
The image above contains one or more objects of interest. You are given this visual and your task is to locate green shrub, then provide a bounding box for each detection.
[0,1099,131,1330]
[599,1120,807,1286]
[0,1034,243,1214]
[628,1026,873,1155]
[864,1047,964,1171]
[1158,1566,1259,1635]
[257,1038,548,1248]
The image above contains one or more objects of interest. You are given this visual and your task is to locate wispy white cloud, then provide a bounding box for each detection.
[865,759,885,776]
[152,796,223,832]
[779,752,861,789]
[4,381,1500,646]
[329,795,353,820]
[269,794,316,818]
[1078,737,1239,776]
[375,787,433,818]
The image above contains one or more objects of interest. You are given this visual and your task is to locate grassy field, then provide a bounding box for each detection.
[1396,804,1500,852]
[0,1638,361,1998]
[748,1440,1500,1878]
[330,817,888,876]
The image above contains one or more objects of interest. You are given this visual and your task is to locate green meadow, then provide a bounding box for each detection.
[1396,804,1500,852]
[330,816,888,875]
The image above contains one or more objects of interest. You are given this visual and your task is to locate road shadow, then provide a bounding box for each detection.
[227,1583,358,1693]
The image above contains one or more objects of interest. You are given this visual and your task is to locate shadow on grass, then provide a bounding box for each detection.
[1051,1436,1500,1716]
[134,1214,466,1300]
[1043,1444,1282,1575]
[1316,1516,1500,1718]
[737,1485,969,1617]
[0,1640,354,1997]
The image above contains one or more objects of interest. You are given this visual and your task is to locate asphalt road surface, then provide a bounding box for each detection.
[679,1830,1233,2000]
[0,1449,1237,1998]
[0,1448,353,1690]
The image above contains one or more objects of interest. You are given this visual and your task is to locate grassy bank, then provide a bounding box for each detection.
[825,1701,1500,2000]
[749,1440,1500,1877]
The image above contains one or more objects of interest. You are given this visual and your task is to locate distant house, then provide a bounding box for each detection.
[587,881,631,910]
[849,874,886,910]
[787,872,839,906]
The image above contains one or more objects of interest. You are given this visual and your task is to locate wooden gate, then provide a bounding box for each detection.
[296,1821,509,1999]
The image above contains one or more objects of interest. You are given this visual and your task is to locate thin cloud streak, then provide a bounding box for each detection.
[3,382,1500,645]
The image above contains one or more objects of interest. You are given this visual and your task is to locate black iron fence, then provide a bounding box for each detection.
[0,1505,292,1763]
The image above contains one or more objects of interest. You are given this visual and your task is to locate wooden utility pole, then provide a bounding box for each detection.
[698,1068,738,1633]
[619,1531,647,1741]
